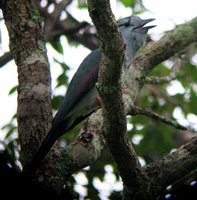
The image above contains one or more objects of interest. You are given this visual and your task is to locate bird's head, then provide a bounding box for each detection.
[118,16,155,30]
[118,16,156,47]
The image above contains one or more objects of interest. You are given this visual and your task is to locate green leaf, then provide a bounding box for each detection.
[5,126,16,139]
[119,0,135,7]
[77,0,88,8]
[149,62,171,77]
[1,121,17,140]
[50,38,64,54]
[54,58,70,71]
[178,62,197,88]
[53,58,70,88]
[66,37,80,47]
[57,73,68,87]
[52,95,64,110]
[8,85,17,95]
[188,88,197,115]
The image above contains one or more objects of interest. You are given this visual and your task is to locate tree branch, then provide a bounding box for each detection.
[1,0,64,192]
[129,105,188,130]
[36,1,98,48]
[57,111,105,175]
[36,0,73,36]
[159,168,197,197]
[146,136,197,199]
[0,52,13,67]
[50,0,72,21]
[87,1,149,199]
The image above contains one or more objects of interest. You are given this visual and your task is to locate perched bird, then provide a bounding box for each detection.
[26,16,155,172]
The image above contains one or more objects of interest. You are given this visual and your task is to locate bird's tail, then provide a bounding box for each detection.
[23,128,59,174]
[23,115,88,174]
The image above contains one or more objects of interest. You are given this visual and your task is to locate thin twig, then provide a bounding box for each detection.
[0,52,13,68]
[38,0,73,35]
[129,105,188,130]
[51,0,72,21]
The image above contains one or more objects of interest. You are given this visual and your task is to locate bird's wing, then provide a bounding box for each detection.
[53,48,101,126]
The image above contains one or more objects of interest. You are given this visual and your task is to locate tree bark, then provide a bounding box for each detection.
[1,0,51,162]
[146,136,197,199]
[87,1,149,199]
[0,0,64,192]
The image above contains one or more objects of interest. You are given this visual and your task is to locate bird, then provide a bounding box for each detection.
[26,16,155,173]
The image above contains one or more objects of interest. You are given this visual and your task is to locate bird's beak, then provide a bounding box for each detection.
[134,18,156,30]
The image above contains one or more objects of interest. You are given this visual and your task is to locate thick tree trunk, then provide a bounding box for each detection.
[0,0,64,192]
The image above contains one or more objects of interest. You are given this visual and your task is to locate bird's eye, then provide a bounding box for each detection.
[124,21,130,26]
[125,22,134,27]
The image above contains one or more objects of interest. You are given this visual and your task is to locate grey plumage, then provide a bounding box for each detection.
[26,16,155,173]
